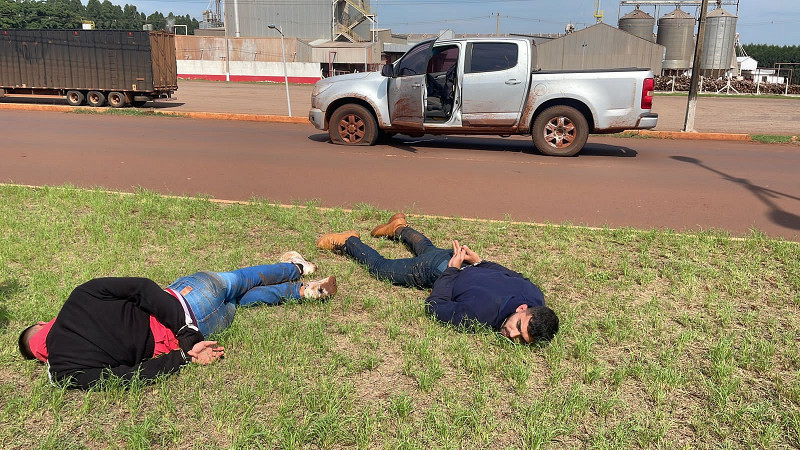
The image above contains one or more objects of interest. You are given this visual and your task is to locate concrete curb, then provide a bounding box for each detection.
[0,102,311,125]
[1,102,796,141]
[630,130,753,141]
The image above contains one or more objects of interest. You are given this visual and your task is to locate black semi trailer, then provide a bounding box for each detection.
[0,29,177,107]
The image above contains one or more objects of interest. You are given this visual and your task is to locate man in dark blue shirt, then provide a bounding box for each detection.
[317,213,558,343]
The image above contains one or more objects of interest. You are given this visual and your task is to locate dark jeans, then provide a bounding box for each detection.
[343,227,452,289]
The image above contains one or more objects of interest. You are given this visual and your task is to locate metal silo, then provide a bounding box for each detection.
[619,7,655,42]
[657,8,695,72]
[700,7,738,77]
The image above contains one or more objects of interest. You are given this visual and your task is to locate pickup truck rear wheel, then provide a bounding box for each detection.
[329,104,378,146]
[532,105,589,156]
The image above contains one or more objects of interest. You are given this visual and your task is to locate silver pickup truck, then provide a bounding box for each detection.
[309,37,658,156]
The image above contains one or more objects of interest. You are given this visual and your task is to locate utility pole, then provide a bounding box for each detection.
[268,24,292,117]
[233,0,241,37]
[683,0,710,132]
[496,12,500,35]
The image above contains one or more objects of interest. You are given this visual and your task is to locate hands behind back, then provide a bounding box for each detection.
[188,341,225,365]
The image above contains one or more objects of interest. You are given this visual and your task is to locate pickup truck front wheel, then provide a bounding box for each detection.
[532,105,589,156]
[329,104,378,146]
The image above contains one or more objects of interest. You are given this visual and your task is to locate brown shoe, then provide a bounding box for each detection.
[316,231,360,251]
[370,212,407,238]
[303,276,337,299]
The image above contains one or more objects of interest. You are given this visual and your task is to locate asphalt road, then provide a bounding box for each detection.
[2,110,799,240]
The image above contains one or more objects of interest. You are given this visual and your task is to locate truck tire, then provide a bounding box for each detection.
[86,91,106,107]
[107,91,126,108]
[329,104,378,146]
[66,90,85,106]
[532,105,589,157]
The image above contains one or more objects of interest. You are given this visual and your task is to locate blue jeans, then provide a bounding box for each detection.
[168,263,302,337]
[343,227,452,289]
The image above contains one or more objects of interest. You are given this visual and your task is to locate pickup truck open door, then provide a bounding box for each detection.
[386,40,434,129]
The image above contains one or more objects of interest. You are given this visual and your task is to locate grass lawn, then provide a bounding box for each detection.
[1,185,799,448]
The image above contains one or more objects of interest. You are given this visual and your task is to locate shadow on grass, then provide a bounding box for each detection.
[0,279,21,331]
[671,155,800,231]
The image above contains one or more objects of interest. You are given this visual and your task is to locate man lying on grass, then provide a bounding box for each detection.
[317,214,558,344]
[18,252,336,389]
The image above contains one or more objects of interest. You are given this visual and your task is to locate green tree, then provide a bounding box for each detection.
[2,0,200,33]
[743,44,800,68]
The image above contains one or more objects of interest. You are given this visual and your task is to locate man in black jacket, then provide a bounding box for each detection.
[18,252,336,388]
[316,214,558,343]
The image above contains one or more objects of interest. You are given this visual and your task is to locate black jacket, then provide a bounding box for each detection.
[46,277,203,389]
[424,261,545,330]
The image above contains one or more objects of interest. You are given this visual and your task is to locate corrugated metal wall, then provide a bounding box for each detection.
[537,23,664,72]
[0,29,158,92]
[223,0,333,40]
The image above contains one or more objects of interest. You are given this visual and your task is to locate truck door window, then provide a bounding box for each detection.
[466,42,519,73]
[395,41,433,77]
[427,46,458,73]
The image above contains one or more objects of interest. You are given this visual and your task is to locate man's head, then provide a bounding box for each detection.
[500,305,559,344]
[18,322,47,360]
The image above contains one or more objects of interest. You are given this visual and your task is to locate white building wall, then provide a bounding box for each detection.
[177,60,322,83]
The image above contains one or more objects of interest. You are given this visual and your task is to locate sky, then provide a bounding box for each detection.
[127,0,799,46]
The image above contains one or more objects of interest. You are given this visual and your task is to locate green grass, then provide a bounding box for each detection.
[70,108,179,117]
[1,185,799,448]
[601,131,799,142]
[750,134,796,144]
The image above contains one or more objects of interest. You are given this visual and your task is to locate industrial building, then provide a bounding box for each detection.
[536,23,664,72]
[617,0,741,77]
[222,0,375,42]
[174,0,757,85]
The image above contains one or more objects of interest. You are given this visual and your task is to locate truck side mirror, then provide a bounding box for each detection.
[381,64,394,77]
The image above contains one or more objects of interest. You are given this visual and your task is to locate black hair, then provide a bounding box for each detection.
[18,324,38,360]
[526,306,559,343]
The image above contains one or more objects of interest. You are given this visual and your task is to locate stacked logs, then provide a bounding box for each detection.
[655,76,800,95]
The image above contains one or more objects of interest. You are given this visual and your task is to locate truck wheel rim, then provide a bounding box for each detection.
[89,93,99,104]
[544,116,576,149]
[338,114,365,143]
[68,92,79,103]
[110,94,120,105]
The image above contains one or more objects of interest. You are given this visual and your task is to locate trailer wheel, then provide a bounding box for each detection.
[531,105,589,157]
[108,92,126,108]
[131,100,148,107]
[328,104,378,146]
[66,90,85,106]
[86,91,106,107]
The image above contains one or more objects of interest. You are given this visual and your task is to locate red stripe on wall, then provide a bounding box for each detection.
[178,74,321,84]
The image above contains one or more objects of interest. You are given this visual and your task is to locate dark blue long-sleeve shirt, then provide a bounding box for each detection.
[424,261,545,329]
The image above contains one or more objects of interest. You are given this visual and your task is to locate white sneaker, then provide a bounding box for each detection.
[303,276,337,299]
[280,251,317,276]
